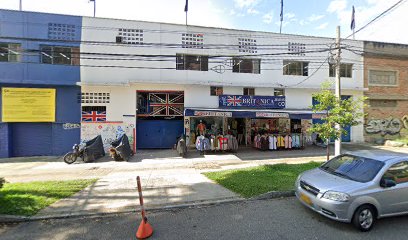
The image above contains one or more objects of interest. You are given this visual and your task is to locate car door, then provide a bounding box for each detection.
[377,161,408,215]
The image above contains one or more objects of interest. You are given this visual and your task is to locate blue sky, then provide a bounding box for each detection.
[1,0,407,44]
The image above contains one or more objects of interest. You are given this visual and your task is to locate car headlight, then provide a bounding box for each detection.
[322,191,350,202]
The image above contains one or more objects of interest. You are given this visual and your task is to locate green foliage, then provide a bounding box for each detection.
[203,162,322,198]
[309,82,367,142]
[0,179,97,216]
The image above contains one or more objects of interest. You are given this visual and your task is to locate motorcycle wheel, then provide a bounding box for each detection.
[63,153,78,164]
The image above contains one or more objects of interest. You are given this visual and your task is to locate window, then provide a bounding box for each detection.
[382,161,408,184]
[243,88,255,96]
[238,38,257,53]
[274,88,285,96]
[41,46,80,65]
[118,28,143,45]
[320,154,384,183]
[210,86,223,96]
[48,23,76,41]
[369,70,397,86]
[288,42,306,56]
[176,54,208,71]
[283,61,308,76]
[232,58,260,74]
[181,33,204,49]
[329,63,353,78]
[0,43,21,62]
[370,100,397,108]
[81,92,110,104]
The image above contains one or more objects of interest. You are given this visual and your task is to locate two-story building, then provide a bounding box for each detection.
[79,16,366,150]
[363,41,408,143]
[0,10,81,157]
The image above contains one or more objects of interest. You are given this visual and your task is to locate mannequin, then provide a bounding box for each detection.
[196,120,207,135]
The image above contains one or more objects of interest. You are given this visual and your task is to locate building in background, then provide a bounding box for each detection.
[0,10,81,157]
[363,41,408,143]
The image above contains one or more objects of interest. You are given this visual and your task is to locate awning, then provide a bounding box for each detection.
[184,108,325,119]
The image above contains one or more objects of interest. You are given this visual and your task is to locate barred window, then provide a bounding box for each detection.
[369,70,397,86]
[81,92,110,104]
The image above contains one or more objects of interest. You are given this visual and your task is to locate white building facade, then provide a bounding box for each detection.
[79,16,365,151]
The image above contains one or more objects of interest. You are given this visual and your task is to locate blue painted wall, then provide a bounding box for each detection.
[0,10,82,157]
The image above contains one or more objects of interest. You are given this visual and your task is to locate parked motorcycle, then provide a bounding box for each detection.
[63,143,85,164]
[109,134,133,161]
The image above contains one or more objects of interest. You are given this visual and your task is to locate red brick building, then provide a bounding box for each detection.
[363,41,408,143]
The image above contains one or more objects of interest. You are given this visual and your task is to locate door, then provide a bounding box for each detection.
[11,123,52,157]
[376,161,408,215]
[136,120,183,149]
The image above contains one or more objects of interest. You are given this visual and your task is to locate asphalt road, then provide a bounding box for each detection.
[2,197,408,240]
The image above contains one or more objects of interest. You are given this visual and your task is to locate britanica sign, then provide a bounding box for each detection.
[219,95,286,109]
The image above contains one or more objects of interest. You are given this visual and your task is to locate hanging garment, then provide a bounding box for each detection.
[285,135,292,149]
[277,135,285,148]
[210,137,215,150]
[195,136,205,151]
[203,138,211,151]
[226,135,239,151]
[268,136,274,150]
[260,136,269,151]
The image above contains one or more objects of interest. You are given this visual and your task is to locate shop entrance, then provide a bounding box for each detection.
[227,118,246,145]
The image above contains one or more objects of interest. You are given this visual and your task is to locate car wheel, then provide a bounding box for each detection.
[352,205,375,232]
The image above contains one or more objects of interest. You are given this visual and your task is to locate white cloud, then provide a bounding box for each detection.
[247,8,260,15]
[234,0,258,9]
[285,12,296,20]
[327,0,347,13]
[263,12,273,24]
[316,22,329,30]
[308,14,325,22]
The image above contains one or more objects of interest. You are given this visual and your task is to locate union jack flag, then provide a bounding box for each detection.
[226,96,242,107]
[82,111,106,122]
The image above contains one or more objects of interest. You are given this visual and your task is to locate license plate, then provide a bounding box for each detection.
[300,193,312,205]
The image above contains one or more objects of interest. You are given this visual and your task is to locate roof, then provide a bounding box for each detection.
[345,150,408,162]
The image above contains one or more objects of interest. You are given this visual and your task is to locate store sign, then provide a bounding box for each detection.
[256,112,289,118]
[2,88,56,122]
[219,95,285,109]
[194,111,232,117]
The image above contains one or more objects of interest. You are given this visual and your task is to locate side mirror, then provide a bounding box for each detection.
[380,178,397,188]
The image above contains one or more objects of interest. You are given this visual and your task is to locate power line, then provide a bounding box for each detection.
[346,0,407,39]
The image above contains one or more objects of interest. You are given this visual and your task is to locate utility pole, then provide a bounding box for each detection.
[335,26,342,156]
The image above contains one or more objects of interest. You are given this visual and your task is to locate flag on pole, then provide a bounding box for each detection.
[184,0,188,12]
[350,5,355,30]
[280,0,283,22]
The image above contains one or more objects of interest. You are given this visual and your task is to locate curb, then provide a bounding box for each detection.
[250,190,295,200]
[0,191,295,223]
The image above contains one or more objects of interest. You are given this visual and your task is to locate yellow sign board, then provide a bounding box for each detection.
[2,88,56,122]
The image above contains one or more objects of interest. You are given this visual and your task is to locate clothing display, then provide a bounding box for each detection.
[254,134,305,151]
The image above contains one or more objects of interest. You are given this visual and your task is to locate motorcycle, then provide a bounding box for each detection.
[109,134,133,161]
[176,135,187,158]
[63,143,85,164]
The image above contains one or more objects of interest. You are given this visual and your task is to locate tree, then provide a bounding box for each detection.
[309,82,366,160]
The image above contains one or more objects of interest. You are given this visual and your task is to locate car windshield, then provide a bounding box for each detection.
[319,154,384,183]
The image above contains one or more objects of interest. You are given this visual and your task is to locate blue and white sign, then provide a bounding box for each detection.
[219,95,286,109]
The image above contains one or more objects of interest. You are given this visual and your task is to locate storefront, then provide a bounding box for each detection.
[184,105,318,152]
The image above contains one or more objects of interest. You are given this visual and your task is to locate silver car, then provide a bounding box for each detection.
[295,150,408,231]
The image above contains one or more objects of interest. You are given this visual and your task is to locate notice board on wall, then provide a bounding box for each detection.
[1,88,56,122]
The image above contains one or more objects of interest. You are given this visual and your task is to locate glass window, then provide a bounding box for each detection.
[320,154,384,183]
[210,86,223,96]
[274,88,285,96]
[283,61,308,76]
[40,45,79,65]
[0,43,21,62]
[382,161,408,184]
[232,58,260,74]
[329,63,353,78]
[176,54,208,71]
[369,70,397,86]
[243,88,255,96]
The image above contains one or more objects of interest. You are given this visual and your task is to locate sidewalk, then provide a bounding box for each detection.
[1,143,407,220]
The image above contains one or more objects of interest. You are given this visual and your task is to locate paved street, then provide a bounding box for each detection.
[2,197,408,240]
[1,144,408,218]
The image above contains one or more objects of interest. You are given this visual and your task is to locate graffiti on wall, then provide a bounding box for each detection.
[365,117,403,135]
[81,122,135,151]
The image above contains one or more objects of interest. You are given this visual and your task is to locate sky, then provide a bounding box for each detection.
[1,0,407,44]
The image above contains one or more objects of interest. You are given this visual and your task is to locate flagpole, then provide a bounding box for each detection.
[93,0,96,17]
[279,0,283,34]
[186,11,187,25]
[19,0,22,11]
